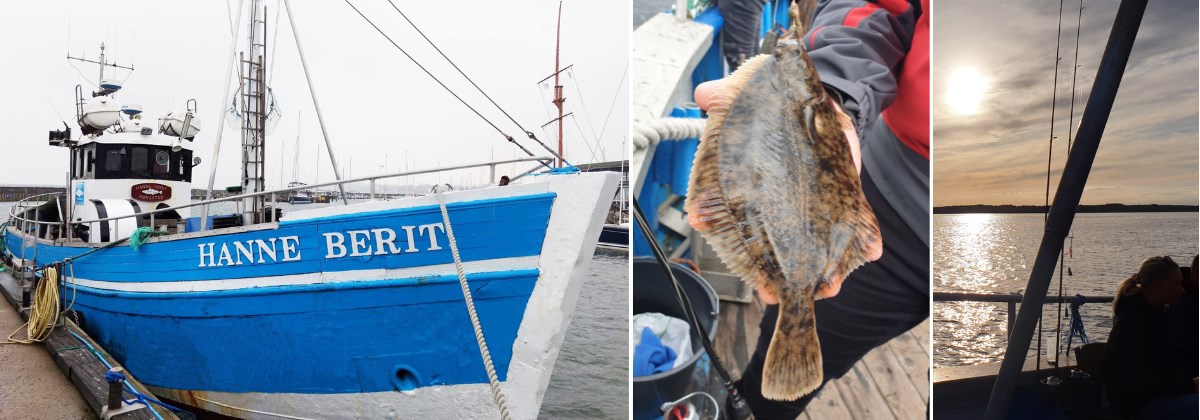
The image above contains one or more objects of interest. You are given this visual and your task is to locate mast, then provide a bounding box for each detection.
[553,1,564,168]
[537,2,572,168]
[241,0,268,221]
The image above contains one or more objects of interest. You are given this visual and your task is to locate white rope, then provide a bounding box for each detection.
[435,188,511,420]
[632,117,707,150]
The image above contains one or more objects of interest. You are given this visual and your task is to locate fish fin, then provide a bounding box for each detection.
[762,289,823,400]
[685,54,773,291]
[846,194,883,269]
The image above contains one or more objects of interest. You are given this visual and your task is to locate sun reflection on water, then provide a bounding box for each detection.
[943,213,1005,291]
[934,213,1198,368]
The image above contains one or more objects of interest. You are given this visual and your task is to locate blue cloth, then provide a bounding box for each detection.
[633,327,678,377]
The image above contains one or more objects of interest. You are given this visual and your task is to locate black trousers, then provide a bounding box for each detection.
[717,0,769,71]
[735,167,930,419]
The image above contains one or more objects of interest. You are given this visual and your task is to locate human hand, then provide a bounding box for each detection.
[689,79,876,301]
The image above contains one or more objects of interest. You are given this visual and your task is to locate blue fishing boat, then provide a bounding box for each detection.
[4,1,619,418]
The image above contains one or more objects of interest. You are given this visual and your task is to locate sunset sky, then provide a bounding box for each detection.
[932,0,1198,206]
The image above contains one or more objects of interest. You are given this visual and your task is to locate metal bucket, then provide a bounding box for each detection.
[632,257,719,419]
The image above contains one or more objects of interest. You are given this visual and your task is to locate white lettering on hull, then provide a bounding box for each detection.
[198,224,446,267]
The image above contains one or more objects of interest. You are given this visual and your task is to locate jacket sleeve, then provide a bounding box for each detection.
[804,0,918,135]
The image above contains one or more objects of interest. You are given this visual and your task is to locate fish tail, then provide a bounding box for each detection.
[762,289,823,401]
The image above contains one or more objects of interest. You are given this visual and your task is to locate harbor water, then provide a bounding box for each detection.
[933,212,1198,368]
[1,200,628,418]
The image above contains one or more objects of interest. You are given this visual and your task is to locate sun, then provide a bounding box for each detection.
[946,67,989,115]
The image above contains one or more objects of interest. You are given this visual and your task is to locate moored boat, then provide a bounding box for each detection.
[3,1,620,418]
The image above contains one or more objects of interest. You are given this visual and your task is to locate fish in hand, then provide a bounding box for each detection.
[683,7,883,401]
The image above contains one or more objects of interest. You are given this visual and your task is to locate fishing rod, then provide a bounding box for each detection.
[632,197,753,420]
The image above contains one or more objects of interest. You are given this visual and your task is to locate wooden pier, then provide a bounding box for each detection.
[713,298,931,419]
[0,269,179,420]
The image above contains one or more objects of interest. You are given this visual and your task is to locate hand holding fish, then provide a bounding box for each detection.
[681,14,883,400]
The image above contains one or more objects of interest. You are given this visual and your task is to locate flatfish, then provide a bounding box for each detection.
[683,11,882,400]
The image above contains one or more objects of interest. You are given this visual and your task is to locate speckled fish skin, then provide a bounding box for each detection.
[684,19,881,401]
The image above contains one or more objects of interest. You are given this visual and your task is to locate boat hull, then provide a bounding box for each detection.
[5,172,619,419]
[598,224,630,251]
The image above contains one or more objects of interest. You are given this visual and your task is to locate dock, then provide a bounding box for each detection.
[0,287,95,420]
[713,298,931,419]
[0,269,180,420]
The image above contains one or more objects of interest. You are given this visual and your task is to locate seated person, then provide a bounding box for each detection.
[1103,255,1197,419]
[1168,255,1199,379]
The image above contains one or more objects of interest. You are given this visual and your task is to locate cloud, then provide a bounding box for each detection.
[933,0,1198,206]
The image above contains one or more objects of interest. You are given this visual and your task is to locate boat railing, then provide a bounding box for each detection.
[6,192,67,237]
[933,292,1113,339]
[6,156,555,241]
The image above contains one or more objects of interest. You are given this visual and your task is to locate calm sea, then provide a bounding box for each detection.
[1,201,629,417]
[933,212,1198,368]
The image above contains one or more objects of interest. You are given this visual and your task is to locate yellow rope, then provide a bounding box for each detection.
[436,189,512,420]
[5,265,70,344]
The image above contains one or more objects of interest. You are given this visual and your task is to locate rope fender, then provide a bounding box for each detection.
[632,117,707,150]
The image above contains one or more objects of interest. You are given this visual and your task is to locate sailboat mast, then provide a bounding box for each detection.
[553,1,564,168]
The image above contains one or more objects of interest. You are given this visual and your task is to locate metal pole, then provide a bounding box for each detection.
[983,1,1147,418]
[553,1,564,168]
[202,0,247,231]
[282,0,349,205]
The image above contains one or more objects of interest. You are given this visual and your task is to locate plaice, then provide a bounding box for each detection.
[684,6,882,401]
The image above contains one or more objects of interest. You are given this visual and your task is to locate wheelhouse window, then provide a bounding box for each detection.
[73,149,81,178]
[154,150,170,174]
[131,147,149,175]
[94,144,192,182]
[104,149,123,172]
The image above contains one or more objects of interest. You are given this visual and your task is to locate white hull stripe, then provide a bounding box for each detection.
[68,256,540,293]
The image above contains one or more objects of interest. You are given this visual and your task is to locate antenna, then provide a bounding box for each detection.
[67,42,134,97]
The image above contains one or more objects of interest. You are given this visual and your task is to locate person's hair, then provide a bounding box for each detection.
[1192,254,1198,273]
[1112,255,1180,315]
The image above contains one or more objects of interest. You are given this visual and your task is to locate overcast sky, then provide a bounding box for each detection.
[0,0,629,191]
[932,0,1198,206]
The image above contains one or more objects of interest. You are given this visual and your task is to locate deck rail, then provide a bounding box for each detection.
[6,156,555,240]
[933,292,1113,338]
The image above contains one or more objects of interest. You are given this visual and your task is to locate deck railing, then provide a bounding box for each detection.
[933,292,1113,338]
[6,156,555,242]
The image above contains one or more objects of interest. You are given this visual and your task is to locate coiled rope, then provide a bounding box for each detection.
[4,263,76,344]
[434,186,511,420]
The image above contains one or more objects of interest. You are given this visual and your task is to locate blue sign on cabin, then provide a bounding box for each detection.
[75,183,85,205]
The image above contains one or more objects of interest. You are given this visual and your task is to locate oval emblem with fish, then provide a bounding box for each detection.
[131,183,172,202]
